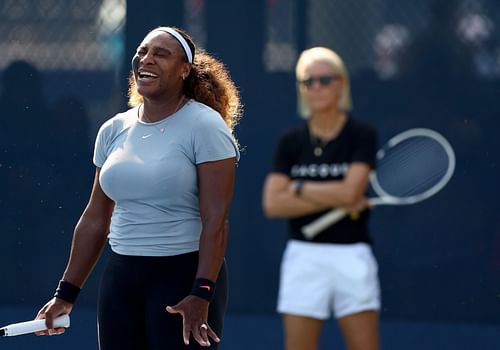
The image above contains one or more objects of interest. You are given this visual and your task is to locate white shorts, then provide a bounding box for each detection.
[277,240,380,320]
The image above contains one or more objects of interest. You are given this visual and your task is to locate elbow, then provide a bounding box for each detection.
[74,216,110,241]
[264,210,280,219]
[262,199,282,219]
[262,202,275,218]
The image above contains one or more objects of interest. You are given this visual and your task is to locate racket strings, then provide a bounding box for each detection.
[380,137,434,170]
[378,139,431,178]
[399,165,448,197]
[375,137,451,199]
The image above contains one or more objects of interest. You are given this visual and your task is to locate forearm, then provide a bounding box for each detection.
[61,215,110,288]
[263,190,329,218]
[195,158,235,282]
[300,180,359,207]
[196,217,227,282]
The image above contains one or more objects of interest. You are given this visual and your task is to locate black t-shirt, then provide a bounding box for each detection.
[272,117,377,244]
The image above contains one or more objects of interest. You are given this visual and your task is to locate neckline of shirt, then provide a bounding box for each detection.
[306,116,351,146]
[136,99,193,126]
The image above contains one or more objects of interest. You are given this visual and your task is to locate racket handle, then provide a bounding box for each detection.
[1,314,70,337]
[302,208,348,239]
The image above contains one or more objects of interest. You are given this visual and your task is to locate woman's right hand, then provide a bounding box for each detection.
[345,196,371,218]
[35,297,73,336]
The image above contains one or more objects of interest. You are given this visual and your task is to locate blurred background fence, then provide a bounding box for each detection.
[1,0,499,349]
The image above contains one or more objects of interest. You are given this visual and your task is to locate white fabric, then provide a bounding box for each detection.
[277,240,380,319]
[156,27,193,63]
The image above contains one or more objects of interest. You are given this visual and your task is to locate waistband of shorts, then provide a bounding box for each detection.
[287,239,371,250]
[109,249,199,264]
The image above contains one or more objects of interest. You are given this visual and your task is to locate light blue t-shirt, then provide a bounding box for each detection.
[93,100,239,256]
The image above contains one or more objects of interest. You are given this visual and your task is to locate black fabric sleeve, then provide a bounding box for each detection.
[271,132,296,175]
[351,124,378,169]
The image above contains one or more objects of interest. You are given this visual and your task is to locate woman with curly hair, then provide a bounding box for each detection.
[36,26,241,349]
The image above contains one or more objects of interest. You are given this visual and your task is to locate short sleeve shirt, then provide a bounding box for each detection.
[272,117,377,244]
[94,100,239,256]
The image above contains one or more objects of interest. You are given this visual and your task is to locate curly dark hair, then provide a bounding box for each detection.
[128,27,242,133]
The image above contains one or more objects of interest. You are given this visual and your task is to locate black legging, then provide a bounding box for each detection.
[97,250,228,350]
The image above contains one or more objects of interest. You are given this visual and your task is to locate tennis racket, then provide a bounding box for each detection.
[0,314,70,337]
[301,128,456,239]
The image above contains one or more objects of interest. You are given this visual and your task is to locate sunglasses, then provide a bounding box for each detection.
[298,75,340,88]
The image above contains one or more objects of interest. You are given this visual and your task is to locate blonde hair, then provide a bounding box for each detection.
[295,47,352,118]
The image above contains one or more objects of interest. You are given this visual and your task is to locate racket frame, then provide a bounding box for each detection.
[301,128,456,239]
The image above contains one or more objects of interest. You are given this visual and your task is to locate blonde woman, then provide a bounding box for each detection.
[263,47,380,350]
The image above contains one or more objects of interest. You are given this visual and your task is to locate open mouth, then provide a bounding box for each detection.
[138,70,159,80]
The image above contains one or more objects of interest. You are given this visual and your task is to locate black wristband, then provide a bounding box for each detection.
[54,280,80,304]
[293,180,305,196]
[190,278,216,302]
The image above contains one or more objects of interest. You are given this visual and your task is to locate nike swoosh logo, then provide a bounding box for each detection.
[142,134,153,139]
[200,285,211,291]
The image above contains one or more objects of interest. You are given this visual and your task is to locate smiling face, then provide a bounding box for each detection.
[134,30,190,100]
[299,60,344,114]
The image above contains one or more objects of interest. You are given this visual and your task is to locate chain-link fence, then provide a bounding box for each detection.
[263,0,500,80]
[0,0,125,71]
[2,0,499,79]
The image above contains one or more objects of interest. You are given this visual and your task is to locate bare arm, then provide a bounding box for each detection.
[299,163,371,208]
[262,173,329,218]
[263,163,371,218]
[36,168,114,331]
[195,157,235,281]
[166,157,236,346]
[61,168,114,287]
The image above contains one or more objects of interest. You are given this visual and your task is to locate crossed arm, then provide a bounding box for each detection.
[262,163,371,219]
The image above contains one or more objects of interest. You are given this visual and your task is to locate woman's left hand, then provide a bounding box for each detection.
[166,295,220,347]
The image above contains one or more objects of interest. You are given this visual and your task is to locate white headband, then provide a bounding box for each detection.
[155,27,193,63]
